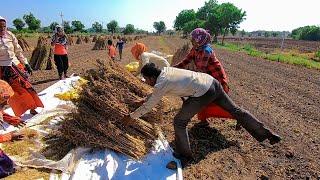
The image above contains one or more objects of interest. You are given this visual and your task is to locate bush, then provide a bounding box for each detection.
[316,50,320,58]
[291,26,320,41]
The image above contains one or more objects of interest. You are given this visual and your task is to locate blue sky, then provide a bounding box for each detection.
[2,0,320,32]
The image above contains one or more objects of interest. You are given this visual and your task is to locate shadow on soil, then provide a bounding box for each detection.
[170,123,232,168]
[32,78,59,85]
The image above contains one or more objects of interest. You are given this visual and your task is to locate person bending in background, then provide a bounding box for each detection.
[131,43,170,76]
[0,16,43,117]
[174,28,233,127]
[51,25,69,80]
[107,39,117,60]
[116,37,125,60]
[122,63,281,165]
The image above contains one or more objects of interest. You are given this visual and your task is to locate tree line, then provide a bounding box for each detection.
[11,12,148,35]
[174,0,246,44]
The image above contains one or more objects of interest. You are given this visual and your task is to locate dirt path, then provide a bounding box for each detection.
[26,36,320,179]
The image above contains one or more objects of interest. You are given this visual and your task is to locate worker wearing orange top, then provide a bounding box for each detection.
[173,28,234,127]
[0,79,27,178]
[107,39,117,60]
[51,25,69,80]
[0,16,43,117]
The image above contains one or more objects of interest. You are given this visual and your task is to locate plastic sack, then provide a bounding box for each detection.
[125,62,139,72]
[54,89,79,101]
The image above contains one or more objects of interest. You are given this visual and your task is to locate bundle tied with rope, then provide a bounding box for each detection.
[42,58,164,160]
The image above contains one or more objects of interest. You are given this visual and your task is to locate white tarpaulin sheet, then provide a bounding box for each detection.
[0,76,183,180]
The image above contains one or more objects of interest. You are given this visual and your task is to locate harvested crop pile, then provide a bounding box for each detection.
[171,43,195,70]
[67,36,74,45]
[29,36,54,70]
[17,36,31,51]
[84,36,90,43]
[2,128,39,159]
[92,37,107,50]
[43,59,163,159]
[76,36,83,44]
[5,168,50,180]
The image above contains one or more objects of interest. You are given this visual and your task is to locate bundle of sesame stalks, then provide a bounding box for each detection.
[44,59,163,159]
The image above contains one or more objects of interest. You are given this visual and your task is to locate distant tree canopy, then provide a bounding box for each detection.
[123,24,135,35]
[291,26,320,41]
[107,20,118,34]
[23,13,41,31]
[92,22,103,33]
[71,20,85,32]
[153,21,166,35]
[174,0,246,44]
[63,21,73,34]
[12,18,25,31]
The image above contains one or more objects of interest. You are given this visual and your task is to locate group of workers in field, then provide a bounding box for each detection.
[0,14,281,177]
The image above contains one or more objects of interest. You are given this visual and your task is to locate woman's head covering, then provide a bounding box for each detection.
[55,25,64,33]
[0,16,6,22]
[0,80,14,104]
[0,16,7,37]
[131,43,147,60]
[190,28,211,47]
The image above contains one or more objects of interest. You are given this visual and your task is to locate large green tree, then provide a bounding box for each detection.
[107,20,118,34]
[49,22,59,31]
[153,21,166,35]
[123,24,135,35]
[174,9,196,32]
[23,13,41,31]
[71,20,85,32]
[183,20,205,35]
[196,0,218,20]
[198,0,220,42]
[175,0,246,43]
[217,3,246,44]
[12,18,25,31]
[92,22,103,33]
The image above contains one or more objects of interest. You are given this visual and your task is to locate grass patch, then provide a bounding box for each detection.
[316,50,320,58]
[215,42,320,70]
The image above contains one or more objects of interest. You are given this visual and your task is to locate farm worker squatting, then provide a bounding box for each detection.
[51,25,69,80]
[122,63,281,164]
[0,80,26,179]
[0,16,43,118]
[131,43,170,76]
[174,28,234,127]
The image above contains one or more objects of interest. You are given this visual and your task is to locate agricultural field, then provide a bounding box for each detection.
[18,35,320,179]
[221,37,320,53]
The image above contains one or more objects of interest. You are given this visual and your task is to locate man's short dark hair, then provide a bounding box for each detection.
[107,39,113,45]
[141,63,161,79]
